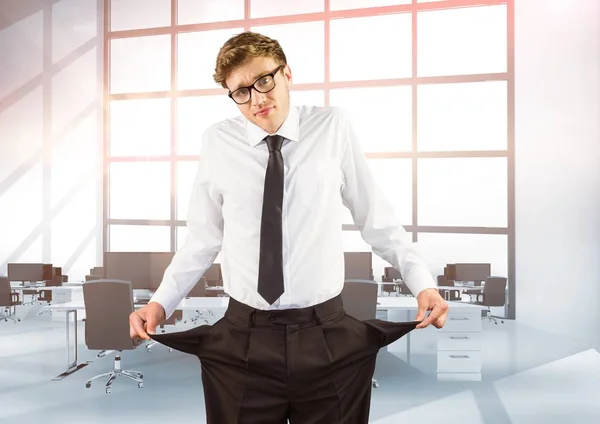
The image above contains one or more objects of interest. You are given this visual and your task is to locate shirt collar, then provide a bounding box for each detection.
[245,104,300,147]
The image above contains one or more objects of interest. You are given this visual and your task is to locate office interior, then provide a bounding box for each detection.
[1,0,599,423]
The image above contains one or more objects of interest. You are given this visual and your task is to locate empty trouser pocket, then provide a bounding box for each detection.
[362,319,421,349]
[149,324,212,356]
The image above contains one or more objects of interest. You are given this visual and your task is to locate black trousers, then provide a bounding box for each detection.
[150,295,419,424]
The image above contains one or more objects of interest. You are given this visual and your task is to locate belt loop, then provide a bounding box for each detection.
[313,307,322,326]
[248,310,256,328]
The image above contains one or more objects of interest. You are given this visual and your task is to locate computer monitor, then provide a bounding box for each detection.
[104,252,175,290]
[344,252,373,280]
[453,263,491,283]
[7,263,45,282]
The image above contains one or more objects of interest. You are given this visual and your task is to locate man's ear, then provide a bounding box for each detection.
[283,64,293,83]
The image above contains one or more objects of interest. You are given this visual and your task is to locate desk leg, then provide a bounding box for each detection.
[51,309,91,381]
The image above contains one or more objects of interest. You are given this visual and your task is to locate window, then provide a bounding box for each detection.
[417,158,508,228]
[290,90,325,107]
[108,162,171,220]
[110,98,171,157]
[251,0,324,18]
[417,233,508,279]
[251,21,325,84]
[110,35,171,94]
[110,0,171,31]
[331,0,411,10]
[417,81,508,152]
[178,0,244,25]
[110,225,171,252]
[329,14,412,81]
[330,86,412,152]
[367,158,413,226]
[104,0,513,317]
[417,5,507,77]
[177,95,239,155]
[178,28,244,90]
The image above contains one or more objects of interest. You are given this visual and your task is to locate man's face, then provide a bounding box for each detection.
[225,56,292,135]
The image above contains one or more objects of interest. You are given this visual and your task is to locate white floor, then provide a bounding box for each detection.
[1,306,599,423]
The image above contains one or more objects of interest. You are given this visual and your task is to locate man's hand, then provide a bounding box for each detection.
[129,302,166,341]
[414,288,449,329]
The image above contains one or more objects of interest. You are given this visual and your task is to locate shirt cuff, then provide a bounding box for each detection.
[402,266,438,297]
[149,288,180,320]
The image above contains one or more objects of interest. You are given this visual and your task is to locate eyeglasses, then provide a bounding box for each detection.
[228,65,284,105]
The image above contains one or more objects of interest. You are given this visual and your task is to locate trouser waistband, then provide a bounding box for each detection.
[225,295,344,327]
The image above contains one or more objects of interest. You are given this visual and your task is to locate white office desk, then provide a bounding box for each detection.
[43,297,485,382]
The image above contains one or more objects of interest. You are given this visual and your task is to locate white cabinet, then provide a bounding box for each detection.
[437,309,482,381]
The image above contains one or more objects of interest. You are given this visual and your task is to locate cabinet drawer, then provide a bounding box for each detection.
[437,350,481,373]
[441,313,481,332]
[438,332,481,351]
[437,372,482,382]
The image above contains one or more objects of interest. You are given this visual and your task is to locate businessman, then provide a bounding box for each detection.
[130,31,449,423]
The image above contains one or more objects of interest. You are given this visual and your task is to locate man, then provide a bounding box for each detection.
[130,31,448,423]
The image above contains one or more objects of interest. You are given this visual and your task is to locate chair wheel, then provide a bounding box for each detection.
[105,387,111,394]
[138,382,143,389]
[86,382,91,388]
[139,374,143,379]
[372,382,379,388]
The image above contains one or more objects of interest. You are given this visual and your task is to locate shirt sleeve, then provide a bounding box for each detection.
[150,129,224,319]
[338,109,438,297]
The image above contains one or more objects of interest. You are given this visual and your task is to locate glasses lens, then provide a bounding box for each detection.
[232,88,250,104]
[255,75,276,93]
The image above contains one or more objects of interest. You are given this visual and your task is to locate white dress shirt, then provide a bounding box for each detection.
[151,104,437,318]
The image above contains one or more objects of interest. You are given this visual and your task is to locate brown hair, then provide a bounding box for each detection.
[213,31,287,89]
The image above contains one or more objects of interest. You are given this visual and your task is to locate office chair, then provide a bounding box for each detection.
[474,276,506,324]
[82,279,144,394]
[437,275,461,301]
[381,267,399,296]
[85,274,102,282]
[0,277,21,323]
[37,275,63,315]
[341,279,380,389]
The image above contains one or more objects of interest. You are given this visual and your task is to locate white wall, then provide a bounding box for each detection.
[515,0,600,341]
[0,0,103,282]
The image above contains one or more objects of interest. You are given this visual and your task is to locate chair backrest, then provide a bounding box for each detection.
[186,277,206,298]
[85,275,102,281]
[437,275,453,286]
[91,267,105,278]
[341,280,378,321]
[344,252,373,280]
[384,267,402,281]
[483,276,507,306]
[45,275,63,287]
[82,279,135,351]
[0,277,12,306]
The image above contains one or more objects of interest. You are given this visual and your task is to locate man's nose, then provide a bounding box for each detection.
[251,88,268,106]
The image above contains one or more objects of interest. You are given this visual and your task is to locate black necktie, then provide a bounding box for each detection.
[257,134,285,304]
